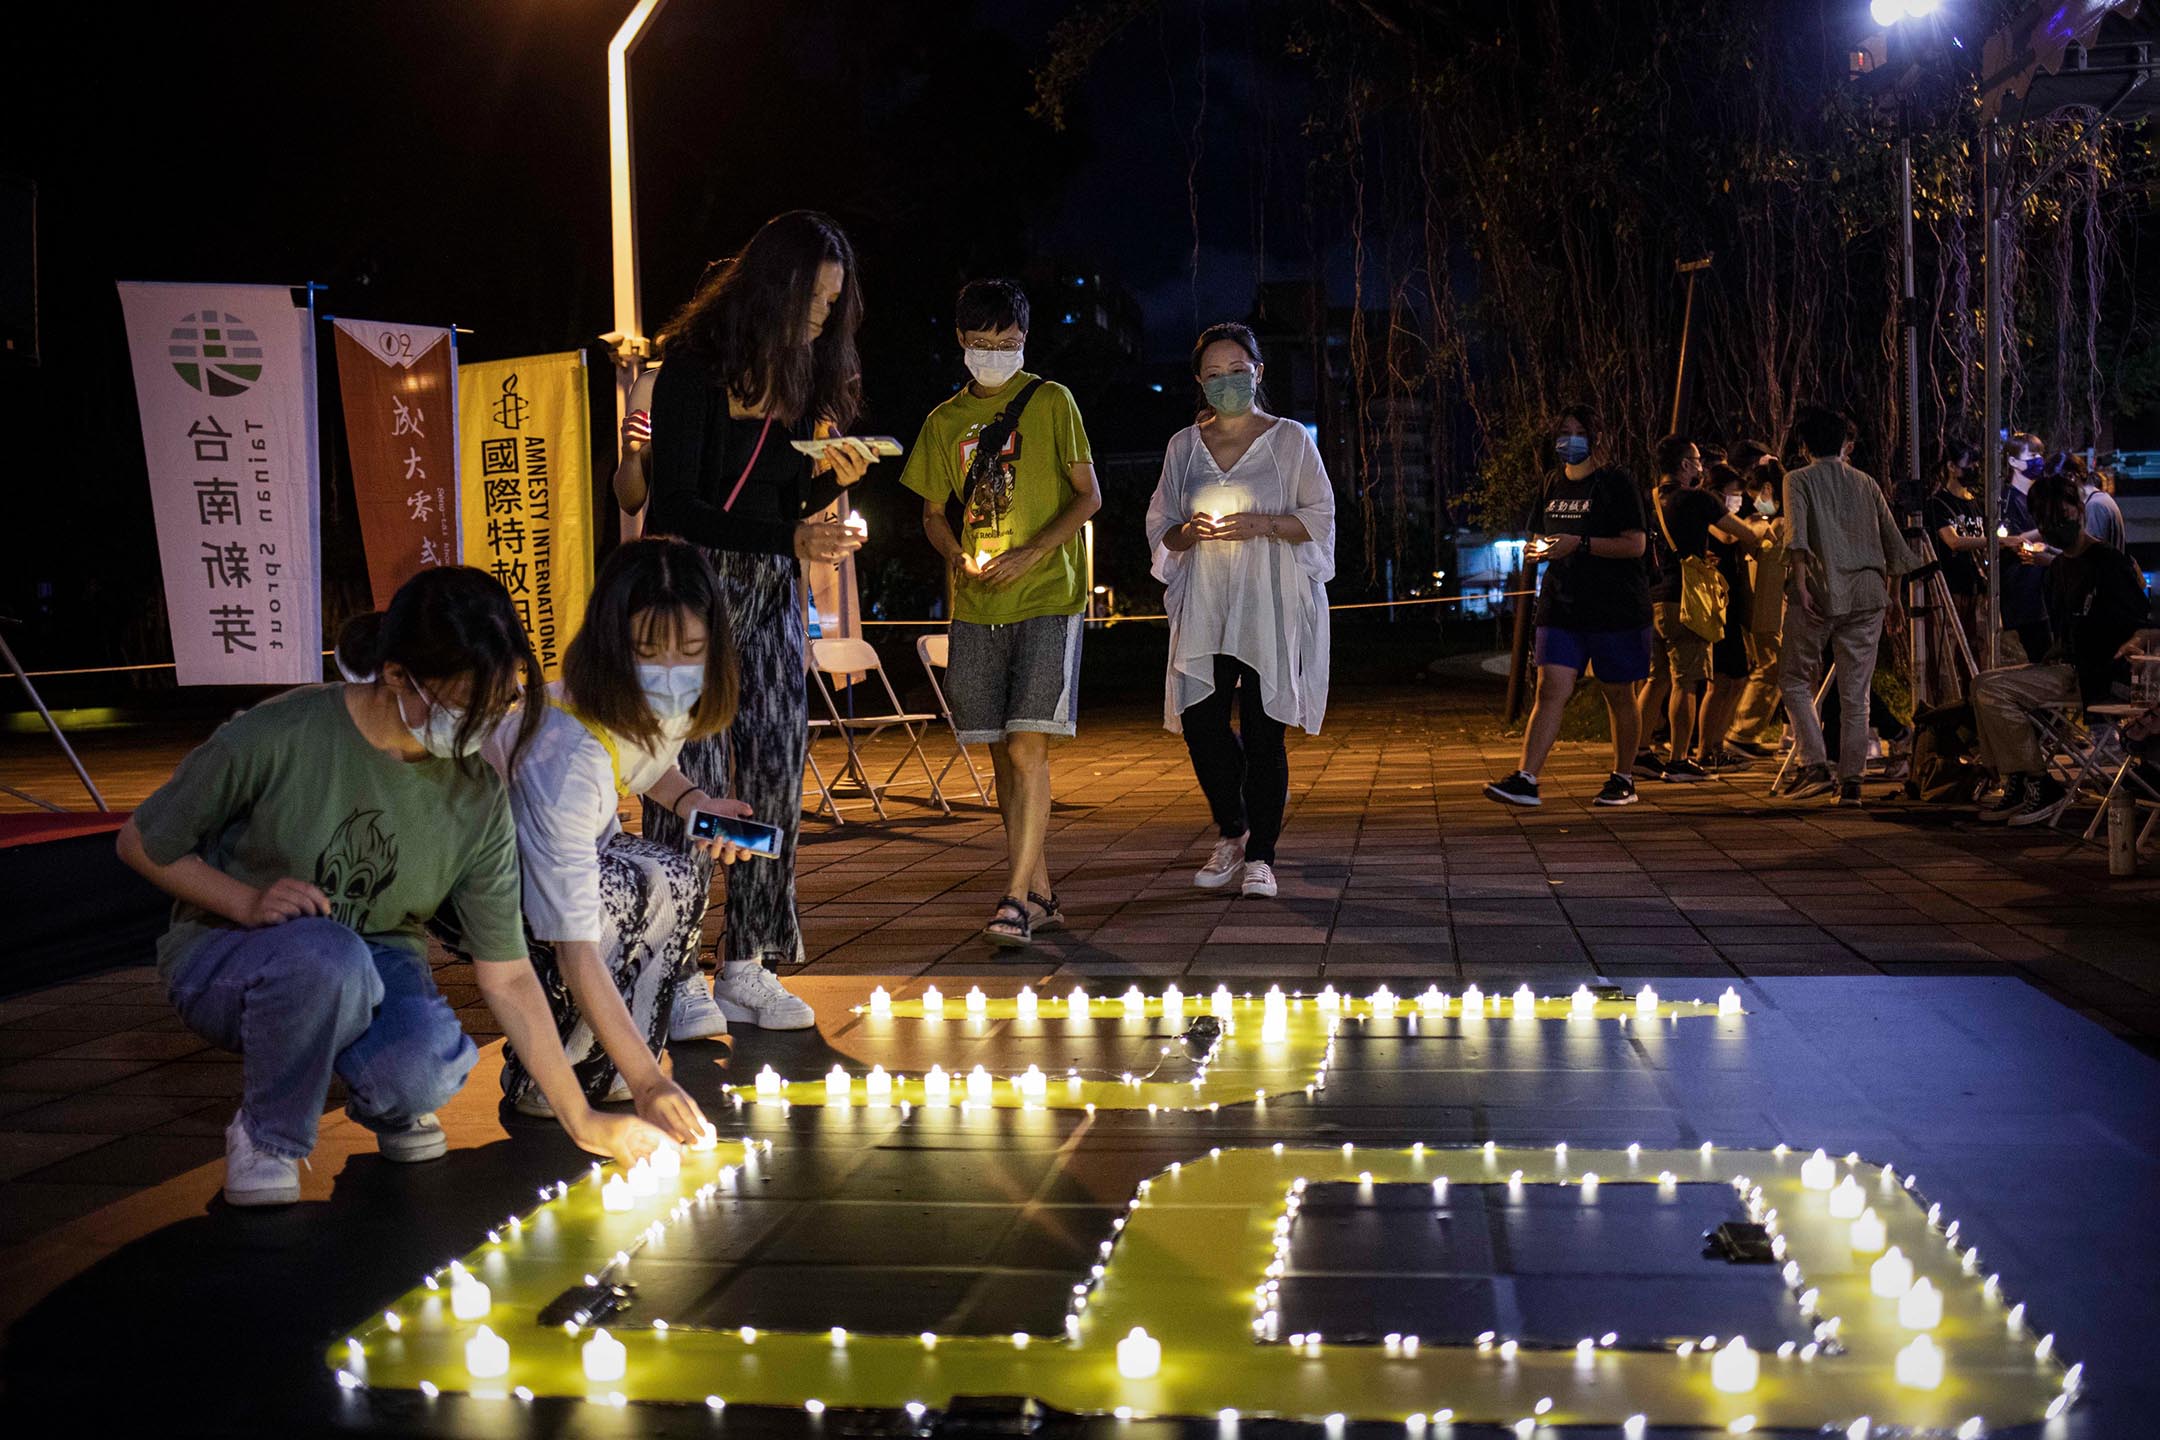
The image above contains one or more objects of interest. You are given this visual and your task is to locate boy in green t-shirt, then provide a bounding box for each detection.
[900,279,1101,950]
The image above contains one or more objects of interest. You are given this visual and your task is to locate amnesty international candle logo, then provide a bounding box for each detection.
[458,352,593,680]
[168,310,265,396]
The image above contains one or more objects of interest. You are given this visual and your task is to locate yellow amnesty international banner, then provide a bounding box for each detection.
[457,351,592,679]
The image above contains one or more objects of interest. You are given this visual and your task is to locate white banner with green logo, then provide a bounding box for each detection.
[117,282,323,685]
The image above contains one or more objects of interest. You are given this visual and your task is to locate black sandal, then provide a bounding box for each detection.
[984,895,1032,950]
[1027,890,1065,932]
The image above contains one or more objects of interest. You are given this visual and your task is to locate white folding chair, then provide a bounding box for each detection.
[916,633,993,807]
[801,716,847,825]
[806,637,951,817]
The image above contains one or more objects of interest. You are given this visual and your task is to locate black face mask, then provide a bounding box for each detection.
[2038,514,2082,549]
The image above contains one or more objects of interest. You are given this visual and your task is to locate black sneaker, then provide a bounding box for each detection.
[1631,750,1667,780]
[1483,771,1541,807]
[1703,749,1756,774]
[1978,775,2030,825]
[1593,773,1638,807]
[2006,777,2069,828]
[1836,778,1864,808]
[1727,739,1776,759]
[1784,763,1836,800]
[1661,758,1709,783]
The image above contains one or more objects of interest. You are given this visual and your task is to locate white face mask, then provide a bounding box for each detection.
[397,681,481,759]
[1723,493,1744,515]
[964,348,1024,388]
[638,663,704,733]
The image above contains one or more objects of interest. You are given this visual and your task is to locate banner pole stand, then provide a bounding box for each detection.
[0,625,109,813]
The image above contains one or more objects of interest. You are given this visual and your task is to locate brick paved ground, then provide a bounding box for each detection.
[3,681,2157,1267]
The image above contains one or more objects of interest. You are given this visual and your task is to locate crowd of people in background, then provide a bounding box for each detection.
[1487,399,2159,822]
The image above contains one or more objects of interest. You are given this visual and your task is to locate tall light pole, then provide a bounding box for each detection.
[606,0,671,450]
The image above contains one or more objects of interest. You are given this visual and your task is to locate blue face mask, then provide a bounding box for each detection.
[638,663,705,734]
[398,681,482,759]
[1556,434,1591,465]
[1203,371,1257,417]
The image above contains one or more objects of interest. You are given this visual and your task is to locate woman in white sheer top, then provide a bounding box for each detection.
[1144,322,1335,899]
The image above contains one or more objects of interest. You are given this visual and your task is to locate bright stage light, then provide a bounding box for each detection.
[1870,0,1906,28]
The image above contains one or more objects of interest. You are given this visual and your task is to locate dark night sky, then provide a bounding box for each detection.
[2,0,1313,672]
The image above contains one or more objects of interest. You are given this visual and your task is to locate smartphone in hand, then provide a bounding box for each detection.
[688,808,783,857]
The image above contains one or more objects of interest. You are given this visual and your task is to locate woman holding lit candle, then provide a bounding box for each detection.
[644,211,883,1028]
[1146,322,1335,898]
[482,539,762,1142]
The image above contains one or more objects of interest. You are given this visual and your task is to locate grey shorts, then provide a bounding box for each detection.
[946,613,1083,745]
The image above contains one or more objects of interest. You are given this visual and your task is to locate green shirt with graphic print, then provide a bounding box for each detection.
[899,371,1093,626]
[130,684,527,978]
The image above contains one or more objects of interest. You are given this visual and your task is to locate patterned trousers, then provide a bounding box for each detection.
[499,832,706,1107]
[642,550,806,973]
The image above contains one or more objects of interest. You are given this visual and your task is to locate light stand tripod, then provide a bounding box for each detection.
[0,618,108,813]
[1901,521,1981,711]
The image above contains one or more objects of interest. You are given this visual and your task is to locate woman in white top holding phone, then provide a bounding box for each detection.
[1146,322,1335,899]
[483,538,764,1137]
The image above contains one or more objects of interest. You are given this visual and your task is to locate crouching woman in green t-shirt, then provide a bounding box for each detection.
[118,567,671,1206]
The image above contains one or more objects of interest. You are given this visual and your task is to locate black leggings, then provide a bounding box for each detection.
[1180,655,1289,865]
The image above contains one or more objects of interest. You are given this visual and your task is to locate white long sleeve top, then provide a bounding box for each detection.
[1145,418,1335,735]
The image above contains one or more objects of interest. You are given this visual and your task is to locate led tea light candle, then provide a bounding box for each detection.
[922,985,945,1018]
[1800,1148,1836,1190]
[1124,986,1147,1019]
[1371,985,1397,1013]
[1718,986,1743,1015]
[866,1065,893,1102]
[1462,984,1485,1016]
[450,1270,491,1321]
[1213,986,1235,1018]
[1018,1065,1048,1100]
[1162,985,1185,1022]
[1117,1327,1163,1379]
[1572,985,1596,1017]
[1711,1337,1759,1394]
[1635,985,1660,1016]
[1899,1277,1943,1330]
[650,1145,681,1180]
[868,985,892,1018]
[1511,984,1537,1016]
[754,1065,782,1099]
[824,1067,852,1102]
[966,1066,994,1103]
[1851,1206,1887,1253]
[1017,986,1038,1020]
[1069,986,1090,1014]
[601,1174,633,1211]
[1828,1175,1865,1218]
[924,1065,952,1105]
[1317,985,1341,1012]
[966,987,988,1017]
[1895,1334,1944,1389]
[1871,1246,1914,1297]
[1418,986,1445,1015]
[843,513,869,540]
[626,1158,658,1197]
[582,1327,627,1383]
[465,1324,510,1379]
[973,547,994,570]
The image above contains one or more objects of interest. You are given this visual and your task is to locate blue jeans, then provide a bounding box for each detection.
[166,917,477,1159]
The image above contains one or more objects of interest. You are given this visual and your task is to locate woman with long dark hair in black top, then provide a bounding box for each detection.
[643,210,873,1031]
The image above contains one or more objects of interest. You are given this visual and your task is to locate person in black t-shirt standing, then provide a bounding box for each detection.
[1485,404,1651,809]
[1922,441,1988,684]
[1635,436,1765,782]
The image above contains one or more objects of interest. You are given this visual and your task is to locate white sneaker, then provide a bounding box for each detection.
[378,1112,448,1163]
[223,1112,300,1206]
[1240,861,1278,898]
[669,973,731,1041]
[712,961,816,1030]
[1193,836,1246,889]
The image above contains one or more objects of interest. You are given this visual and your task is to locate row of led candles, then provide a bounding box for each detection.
[864,982,1743,1022]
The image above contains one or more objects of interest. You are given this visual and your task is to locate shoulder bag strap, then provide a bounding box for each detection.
[557,703,628,798]
[960,378,1049,515]
[721,413,778,512]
